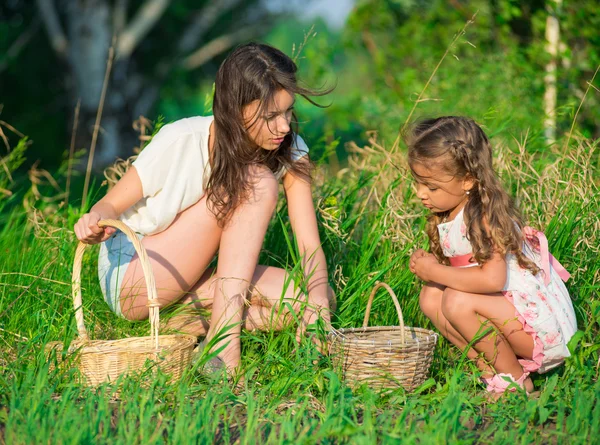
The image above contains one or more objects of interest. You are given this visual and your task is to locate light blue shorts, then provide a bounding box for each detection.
[98,230,144,318]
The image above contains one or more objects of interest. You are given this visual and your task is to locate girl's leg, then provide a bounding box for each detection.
[205,165,280,370]
[419,282,491,370]
[440,288,535,390]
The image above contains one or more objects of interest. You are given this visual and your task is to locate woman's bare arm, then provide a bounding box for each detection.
[283,160,331,328]
[73,166,143,244]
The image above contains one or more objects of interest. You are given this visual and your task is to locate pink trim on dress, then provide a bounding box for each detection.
[448,253,476,267]
[503,290,545,373]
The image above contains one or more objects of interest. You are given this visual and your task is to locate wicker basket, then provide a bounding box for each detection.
[46,219,196,387]
[328,282,438,392]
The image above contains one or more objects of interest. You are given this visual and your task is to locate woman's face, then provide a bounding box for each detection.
[243,89,295,150]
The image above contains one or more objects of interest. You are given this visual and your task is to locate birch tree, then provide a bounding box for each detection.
[543,0,561,144]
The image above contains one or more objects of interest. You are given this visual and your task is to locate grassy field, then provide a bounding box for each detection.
[0,117,599,444]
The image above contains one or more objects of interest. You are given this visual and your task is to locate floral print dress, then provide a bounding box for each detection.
[437,208,577,373]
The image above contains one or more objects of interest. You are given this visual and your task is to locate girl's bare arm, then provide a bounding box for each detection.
[414,252,507,294]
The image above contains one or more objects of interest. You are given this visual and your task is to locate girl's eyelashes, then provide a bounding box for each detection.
[415,181,438,191]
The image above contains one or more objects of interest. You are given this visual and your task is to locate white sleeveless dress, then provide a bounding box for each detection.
[437,208,577,373]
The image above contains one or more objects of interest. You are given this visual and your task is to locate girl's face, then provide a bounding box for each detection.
[243,89,295,150]
[411,161,473,216]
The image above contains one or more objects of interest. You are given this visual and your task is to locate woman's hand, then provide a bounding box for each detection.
[297,292,331,355]
[74,211,116,244]
[73,166,144,244]
[412,253,440,282]
[296,300,331,355]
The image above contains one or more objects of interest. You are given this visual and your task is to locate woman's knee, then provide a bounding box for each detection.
[120,298,149,321]
[247,164,278,210]
[277,283,336,315]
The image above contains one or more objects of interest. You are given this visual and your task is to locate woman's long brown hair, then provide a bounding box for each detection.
[207,42,331,226]
[406,116,539,273]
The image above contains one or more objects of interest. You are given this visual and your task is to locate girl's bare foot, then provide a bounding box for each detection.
[524,376,534,394]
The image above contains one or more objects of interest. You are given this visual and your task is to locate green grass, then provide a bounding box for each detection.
[0,125,599,444]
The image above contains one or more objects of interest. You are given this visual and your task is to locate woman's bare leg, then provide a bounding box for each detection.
[119,167,285,324]
[204,166,280,370]
[119,194,223,320]
[118,166,334,371]
[167,265,337,336]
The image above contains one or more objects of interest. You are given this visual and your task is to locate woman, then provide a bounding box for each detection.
[74,43,335,374]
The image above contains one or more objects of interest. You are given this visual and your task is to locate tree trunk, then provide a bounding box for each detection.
[543,0,561,145]
[36,0,267,169]
[65,0,128,168]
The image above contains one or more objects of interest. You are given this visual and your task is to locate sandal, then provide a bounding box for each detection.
[192,340,226,374]
[482,372,530,395]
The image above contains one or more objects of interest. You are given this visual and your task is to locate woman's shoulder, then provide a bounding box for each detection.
[134,115,213,167]
[156,115,214,140]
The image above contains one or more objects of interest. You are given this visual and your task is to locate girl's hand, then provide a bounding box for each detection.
[413,254,440,282]
[74,211,116,244]
[409,249,428,273]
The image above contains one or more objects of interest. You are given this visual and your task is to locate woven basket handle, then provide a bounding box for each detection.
[72,219,160,348]
[362,281,405,344]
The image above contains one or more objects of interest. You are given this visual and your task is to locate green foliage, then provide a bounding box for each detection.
[0,137,28,216]
[0,0,271,168]
[0,137,27,193]
[257,0,600,167]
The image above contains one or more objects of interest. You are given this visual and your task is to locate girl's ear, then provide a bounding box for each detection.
[463,174,476,194]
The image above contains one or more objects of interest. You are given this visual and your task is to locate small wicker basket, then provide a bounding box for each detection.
[328,282,438,392]
[46,219,196,387]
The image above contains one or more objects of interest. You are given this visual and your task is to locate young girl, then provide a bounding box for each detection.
[74,43,335,374]
[406,116,576,395]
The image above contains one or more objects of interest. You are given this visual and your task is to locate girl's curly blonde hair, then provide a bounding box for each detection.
[406,116,539,274]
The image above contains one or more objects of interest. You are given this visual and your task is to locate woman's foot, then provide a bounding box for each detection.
[161,311,209,337]
[193,340,246,393]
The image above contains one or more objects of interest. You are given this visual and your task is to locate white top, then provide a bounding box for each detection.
[120,115,309,235]
[437,208,478,267]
